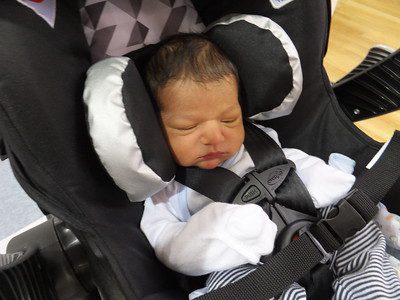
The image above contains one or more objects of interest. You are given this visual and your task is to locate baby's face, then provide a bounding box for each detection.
[158,76,244,169]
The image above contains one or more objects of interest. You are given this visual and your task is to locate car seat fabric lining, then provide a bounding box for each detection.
[80,0,205,62]
[2,2,181,299]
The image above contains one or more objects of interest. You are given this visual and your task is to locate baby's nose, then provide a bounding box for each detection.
[200,122,225,145]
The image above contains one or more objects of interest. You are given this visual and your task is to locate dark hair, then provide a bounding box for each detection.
[145,33,239,108]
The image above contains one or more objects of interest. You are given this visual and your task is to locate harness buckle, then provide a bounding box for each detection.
[232,160,296,205]
[316,189,368,245]
[305,189,375,260]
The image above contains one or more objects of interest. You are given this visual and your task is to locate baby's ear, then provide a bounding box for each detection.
[84,57,176,202]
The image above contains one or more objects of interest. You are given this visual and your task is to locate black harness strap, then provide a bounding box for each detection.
[199,131,400,300]
[176,166,243,204]
[243,122,316,216]
[175,122,316,216]
[354,132,400,206]
[199,233,323,300]
[243,122,287,167]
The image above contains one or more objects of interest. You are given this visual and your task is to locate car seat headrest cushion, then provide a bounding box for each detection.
[84,57,176,202]
[207,14,303,120]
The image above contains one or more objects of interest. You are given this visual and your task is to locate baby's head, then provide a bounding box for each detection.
[146,34,244,169]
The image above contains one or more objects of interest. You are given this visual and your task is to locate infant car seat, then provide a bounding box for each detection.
[0,0,399,299]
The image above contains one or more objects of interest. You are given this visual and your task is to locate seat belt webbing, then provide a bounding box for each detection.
[200,233,323,300]
[176,166,242,204]
[354,131,400,205]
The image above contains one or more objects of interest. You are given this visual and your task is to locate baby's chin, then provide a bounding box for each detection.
[196,158,225,170]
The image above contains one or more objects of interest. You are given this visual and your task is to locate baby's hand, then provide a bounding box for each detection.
[147,201,277,275]
[200,202,277,264]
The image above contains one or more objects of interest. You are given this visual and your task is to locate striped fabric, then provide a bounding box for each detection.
[279,283,306,300]
[205,221,400,299]
[332,222,400,299]
[206,264,258,291]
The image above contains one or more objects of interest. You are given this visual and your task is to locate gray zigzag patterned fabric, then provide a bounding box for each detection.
[81,0,205,62]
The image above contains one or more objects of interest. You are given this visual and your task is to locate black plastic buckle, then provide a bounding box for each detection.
[301,190,370,263]
[319,189,368,244]
[307,189,371,258]
[232,160,295,205]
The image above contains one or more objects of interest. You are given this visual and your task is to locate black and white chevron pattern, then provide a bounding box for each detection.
[81,0,204,62]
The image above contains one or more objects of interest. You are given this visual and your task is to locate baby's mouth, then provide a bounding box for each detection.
[200,152,226,160]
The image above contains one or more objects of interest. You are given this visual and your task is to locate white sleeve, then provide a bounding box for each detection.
[282,148,355,208]
[141,200,277,276]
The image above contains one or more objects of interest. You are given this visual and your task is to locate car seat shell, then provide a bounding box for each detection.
[0,0,398,299]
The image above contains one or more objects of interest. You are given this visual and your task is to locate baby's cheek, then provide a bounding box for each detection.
[228,132,244,153]
[171,137,197,166]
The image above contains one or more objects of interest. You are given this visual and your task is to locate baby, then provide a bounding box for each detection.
[140,33,400,299]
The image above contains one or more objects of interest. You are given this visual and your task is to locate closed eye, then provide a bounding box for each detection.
[176,125,197,131]
[222,116,240,124]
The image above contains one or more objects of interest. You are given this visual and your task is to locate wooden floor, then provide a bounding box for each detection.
[323,0,400,142]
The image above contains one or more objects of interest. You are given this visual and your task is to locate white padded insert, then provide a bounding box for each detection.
[84,57,173,202]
